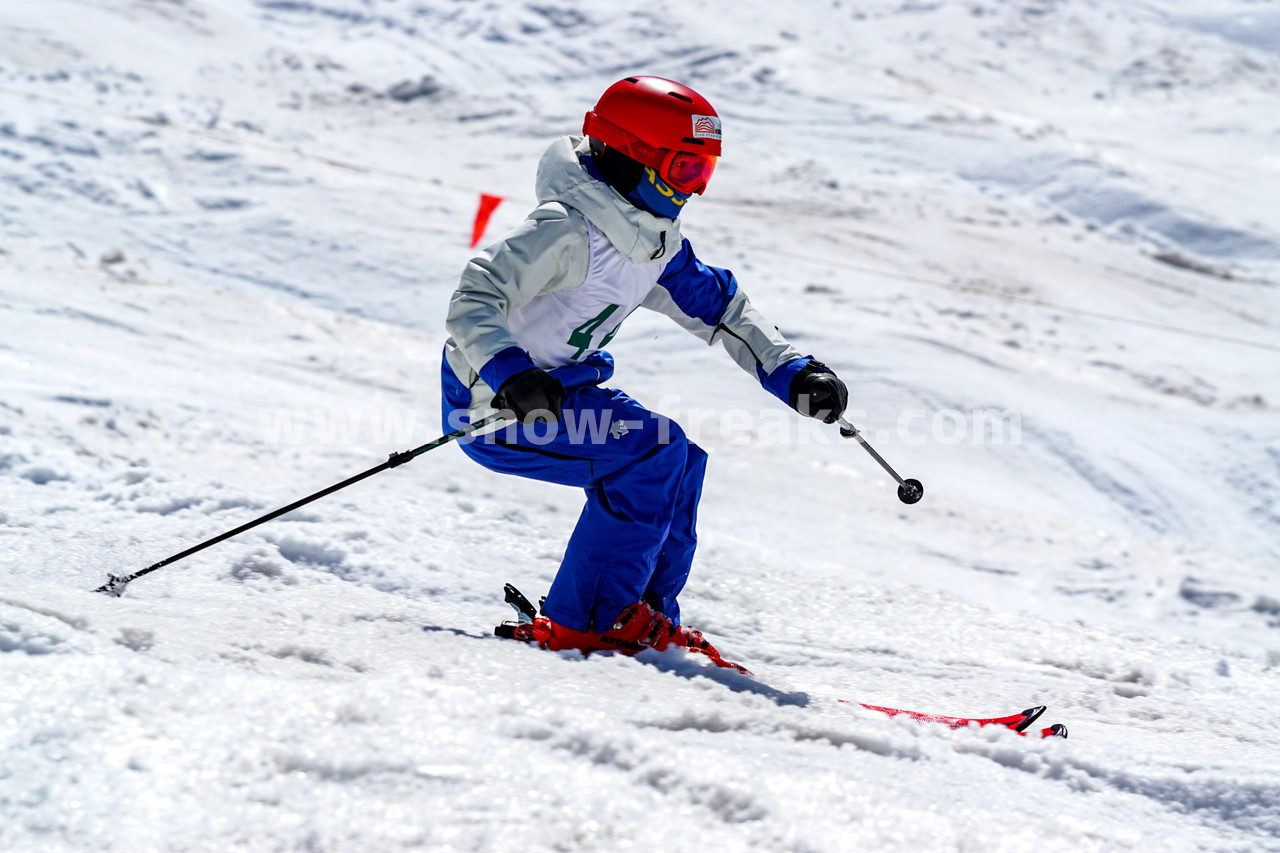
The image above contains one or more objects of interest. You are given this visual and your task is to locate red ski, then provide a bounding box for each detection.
[848,701,1067,738]
[493,584,1069,739]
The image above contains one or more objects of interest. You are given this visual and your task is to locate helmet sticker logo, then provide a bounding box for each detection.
[692,115,721,140]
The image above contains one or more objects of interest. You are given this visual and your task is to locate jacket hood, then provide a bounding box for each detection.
[535,135,682,263]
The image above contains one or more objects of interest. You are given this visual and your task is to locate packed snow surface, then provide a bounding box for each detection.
[2,1,1279,851]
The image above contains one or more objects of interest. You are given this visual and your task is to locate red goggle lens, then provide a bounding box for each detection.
[662,150,718,194]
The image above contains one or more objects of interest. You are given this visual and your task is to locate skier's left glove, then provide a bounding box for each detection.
[788,361,848,424]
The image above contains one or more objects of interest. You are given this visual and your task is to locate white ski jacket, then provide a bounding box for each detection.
[442,135,811,416]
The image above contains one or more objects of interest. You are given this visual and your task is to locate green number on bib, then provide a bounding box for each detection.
[568,303,620,359]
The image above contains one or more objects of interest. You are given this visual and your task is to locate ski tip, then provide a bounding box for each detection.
[1014,705,1048,732]
[1041,723,1069,739]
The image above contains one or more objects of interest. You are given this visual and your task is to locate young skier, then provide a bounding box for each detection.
[441,76,847,667]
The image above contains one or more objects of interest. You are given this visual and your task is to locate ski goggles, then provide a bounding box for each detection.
[659,149,718,195]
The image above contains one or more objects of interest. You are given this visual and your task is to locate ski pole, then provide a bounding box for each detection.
[836,416,924,505]
[93,413,506,596]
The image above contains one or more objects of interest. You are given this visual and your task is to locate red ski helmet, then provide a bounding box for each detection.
[583,76,721,195]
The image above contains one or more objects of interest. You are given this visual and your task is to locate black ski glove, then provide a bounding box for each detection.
[494,368,565,423]
[788,361,848,424]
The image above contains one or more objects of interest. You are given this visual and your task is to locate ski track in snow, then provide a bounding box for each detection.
[2,1,1280,851]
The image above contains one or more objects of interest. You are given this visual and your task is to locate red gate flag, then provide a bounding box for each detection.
[470,193,504,248]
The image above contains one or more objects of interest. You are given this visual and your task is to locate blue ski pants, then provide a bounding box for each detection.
[449,384,707,634]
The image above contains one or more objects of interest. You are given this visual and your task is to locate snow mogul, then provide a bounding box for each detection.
[441,76,847,667]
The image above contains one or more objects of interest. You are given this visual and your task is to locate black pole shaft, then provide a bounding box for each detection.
[836,416,924,505]
[95,414,505,595]
[837,417,906,484]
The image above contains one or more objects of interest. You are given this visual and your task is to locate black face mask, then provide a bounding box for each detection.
[590,140,644,195]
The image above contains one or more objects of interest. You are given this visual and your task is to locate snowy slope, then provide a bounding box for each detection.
[3,1,1279,851]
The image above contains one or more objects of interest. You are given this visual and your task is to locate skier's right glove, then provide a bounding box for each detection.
[494,368,565,424]
[788,360,848,424]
